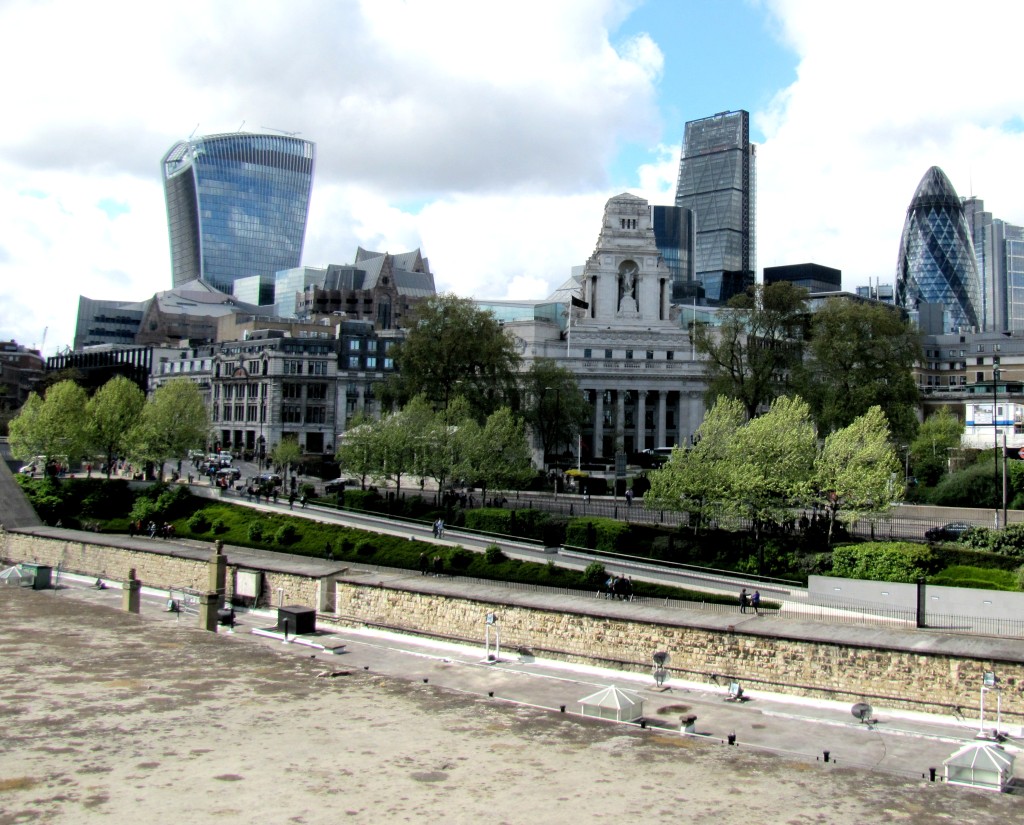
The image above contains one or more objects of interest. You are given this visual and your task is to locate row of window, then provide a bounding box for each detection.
[211,403,328,424]
[584,348,676,361]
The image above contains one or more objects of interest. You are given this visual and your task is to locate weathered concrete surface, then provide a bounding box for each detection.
[0,586,1020,824]
[0,440,43,529]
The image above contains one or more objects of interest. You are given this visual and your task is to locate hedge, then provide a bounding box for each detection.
[830,542,937,583]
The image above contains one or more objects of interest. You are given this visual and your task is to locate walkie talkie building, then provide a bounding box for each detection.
[162,132,315,293]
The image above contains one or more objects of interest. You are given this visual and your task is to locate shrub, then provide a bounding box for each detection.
[211,518,229,535]
[929,565,1018,591]
[565,517,630,552]
[80,480,132,519]
[187,511,211,534]
[355,540,377,558]
[275,523,299,545]
[448,546,474,570]
[583,561,607,587]
[247,521,265,543]
[830,542,935,583]
[484,544,506,564]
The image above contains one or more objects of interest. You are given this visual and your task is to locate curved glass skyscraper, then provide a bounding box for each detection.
[895,166,980,332]
[162,133,315,293]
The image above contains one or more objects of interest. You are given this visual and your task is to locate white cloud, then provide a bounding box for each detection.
[757,0,1024,287]
[0,0,661,356]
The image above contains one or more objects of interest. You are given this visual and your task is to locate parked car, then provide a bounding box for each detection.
[217,467,241,482]
[324,478,356,494]
[18,463,37,474]
[257,472,282,486]
[925,522,972,542]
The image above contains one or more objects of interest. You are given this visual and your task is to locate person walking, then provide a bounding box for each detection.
[751,590,761,615]
[739,588,749,614]
[419,552,429,575]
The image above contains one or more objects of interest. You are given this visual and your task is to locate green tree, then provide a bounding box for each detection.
[8,380,89,467]
[128,379,209,480]
[645,397,745,529]
[521,358,591,462]
[86,376,146,478]
[911,408,963,486]
[728,395,817,534]
[269,436,303,488]
[814,406,903,543]
[335,414,382,490]
[462,407,535,503]
[692,282,808,420]
[382,293,521,419]
[375,401,435,495]
[796,300,921,443]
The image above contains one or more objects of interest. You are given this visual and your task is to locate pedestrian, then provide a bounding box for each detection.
[751,590,761,615]
[438,519,445,539]
[739,588,748,614]
[419,552,429,575]
[433,555,443,576]
[300,493,307,508]
[432,519,440,538]
[288,492,295,509]
[128,520,136,538]
[625,488,633,507]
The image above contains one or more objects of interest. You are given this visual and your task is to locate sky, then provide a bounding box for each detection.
[3,0,1024,357]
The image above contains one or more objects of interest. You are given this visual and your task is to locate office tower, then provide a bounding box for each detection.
[763,263,841,293]
[962,196,1024,333]
[162,132,315,293]
[650,205,697,303]
[674,110,756,304]
[895,167,981,332]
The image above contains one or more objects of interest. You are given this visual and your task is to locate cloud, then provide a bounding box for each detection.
[0,0,663,356]
[756,0,1024,286]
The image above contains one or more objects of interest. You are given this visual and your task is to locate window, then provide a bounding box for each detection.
[282,383,301,399]
[307,383,328,400]
[666,351,674,361]
[584,348,592,359]
[284,360,302,375]
[223,405,232,422]
[309,360,328,375]
[384,358,394,370]
[212,403,219,421]
[366,356,377,369]
[282,404,302,423]
[305,406,326,424]
[604,349,613,359]
[348,339,361,351]
[246,405,257,422]
[348,356,360,369]
[646,350,654,360]
[625,350,633,360]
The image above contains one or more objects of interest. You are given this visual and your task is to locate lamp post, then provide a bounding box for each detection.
[993,366,1001,525]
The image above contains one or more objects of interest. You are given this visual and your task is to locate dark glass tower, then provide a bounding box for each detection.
[650,205,696,303]
[162,133,315,293]
[674,110,756,304]
[895,167,980,332]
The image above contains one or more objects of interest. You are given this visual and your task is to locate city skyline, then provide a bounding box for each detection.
[3,0,1024,356]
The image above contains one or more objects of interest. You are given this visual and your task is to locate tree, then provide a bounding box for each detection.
[128,379,209,480]
[727,395,817,534]
[692,282,808,420]
[336,414,382,490]
[375,402,434,495]
[382,293,521,420]
[86,376,146,478]
[645,397,745,529]
[461,407,535,503]
[814,406,903,543]
[521,359,590,462]
[269,436,303,487]
[8,380,89,468]
[910,408,964,486]
[796,299,921,443]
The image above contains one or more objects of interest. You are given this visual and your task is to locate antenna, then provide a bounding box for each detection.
[261,126,301,137]
[188,123,199,140]
[237,120,246,132]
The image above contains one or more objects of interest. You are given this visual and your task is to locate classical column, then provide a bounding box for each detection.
[593,390,604,459]
[616,390,626,451]
[657,390,667,447]
[636,390,647,452]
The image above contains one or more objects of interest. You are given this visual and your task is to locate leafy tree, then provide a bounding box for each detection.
[415,396,475,500]
[692,282,808,420]
[814,406,902,543]
[269,436,303,487]
[796,300,920,443]
[335,414,382,490]
[910,408,963,486]
[728,395,817,534]
[128,379,209,480]
[375,402,434,495]
[8,380,89,466]
[645,397,745,529]
[461,407,535,502]
[520,359,590,462]
[382,293,521,419]
[86,376,146,478]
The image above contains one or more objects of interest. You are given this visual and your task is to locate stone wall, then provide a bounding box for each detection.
[5,525,1023,721]
[336,580,1024,722]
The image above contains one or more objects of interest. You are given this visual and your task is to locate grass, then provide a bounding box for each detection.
[929,565,1020,591]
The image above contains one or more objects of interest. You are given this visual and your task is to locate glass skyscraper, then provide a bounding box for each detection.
[674,110,756,304]
[895,166,980,332]
[650,205,696,303]
[162,132,315,293]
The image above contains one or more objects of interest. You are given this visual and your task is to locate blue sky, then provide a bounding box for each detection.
[2,0,1024,355]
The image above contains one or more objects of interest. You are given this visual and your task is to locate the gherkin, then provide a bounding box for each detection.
[895,166,981,331]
